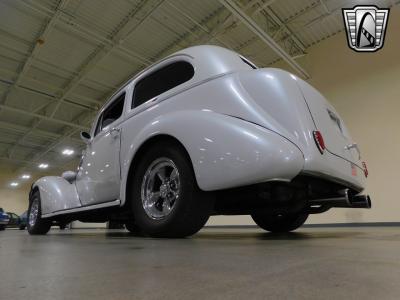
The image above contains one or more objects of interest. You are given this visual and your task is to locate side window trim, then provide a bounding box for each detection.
[94,113,103,137]
[93,92,126,137]
[131,60,195,109]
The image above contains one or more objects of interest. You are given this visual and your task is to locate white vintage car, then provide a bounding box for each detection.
[27,45,371,237]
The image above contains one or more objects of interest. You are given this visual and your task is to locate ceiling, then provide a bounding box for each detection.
[0,0,398,183]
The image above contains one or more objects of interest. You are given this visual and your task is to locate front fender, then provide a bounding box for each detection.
[32,177,81,216]
[120,110,304,204]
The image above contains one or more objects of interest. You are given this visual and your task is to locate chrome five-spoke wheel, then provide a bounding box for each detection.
[29,197,39,227]
[141,158,181,219]
[27,190,51,235]
[132,142,213,237]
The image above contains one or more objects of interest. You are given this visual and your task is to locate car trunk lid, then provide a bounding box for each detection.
[296,80,362,168]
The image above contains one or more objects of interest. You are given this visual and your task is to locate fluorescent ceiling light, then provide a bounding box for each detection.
[38,163,49,169]
[21,174,31,179]
[10,182,19,187]
[62,148,74,156]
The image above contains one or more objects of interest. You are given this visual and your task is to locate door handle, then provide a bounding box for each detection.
[109,128,120,137]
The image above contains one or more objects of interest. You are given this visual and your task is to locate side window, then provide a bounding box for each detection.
[94,93,125,136]
[132,61,194,108]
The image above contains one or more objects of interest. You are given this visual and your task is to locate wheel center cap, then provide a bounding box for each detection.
[160,184,170,198]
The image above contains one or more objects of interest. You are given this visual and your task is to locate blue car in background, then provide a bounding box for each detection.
[5,211,28,230]
[19,211,28,230]
[0,208,10,231]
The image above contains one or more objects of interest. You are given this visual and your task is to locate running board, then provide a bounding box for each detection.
[42,199,121,218]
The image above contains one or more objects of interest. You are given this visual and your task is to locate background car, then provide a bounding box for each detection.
[6,212,20,228]
[0,208,10,231]
[18,211,28,230]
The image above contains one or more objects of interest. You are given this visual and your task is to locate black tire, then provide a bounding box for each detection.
[251,212,309,233]
[0,225,5,231]
[19,225,26,230]
[125,219,141,235]
[131,141,213,238]
[27,190,51,235]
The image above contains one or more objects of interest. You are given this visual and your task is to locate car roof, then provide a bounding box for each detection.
[98,45,254,112]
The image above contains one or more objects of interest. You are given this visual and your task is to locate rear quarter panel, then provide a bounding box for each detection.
[119,109,304,205]
[238,68,366,191]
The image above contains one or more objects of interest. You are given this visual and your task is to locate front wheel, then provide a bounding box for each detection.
[0,225,5,231]
[251,212,309,233]
[131,142,213,238]
[27,191,51,235]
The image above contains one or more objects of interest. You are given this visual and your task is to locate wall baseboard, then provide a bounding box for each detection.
[205,222,400,229]
[62,222,400,230]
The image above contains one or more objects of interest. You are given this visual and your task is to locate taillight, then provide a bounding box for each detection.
[313,131,325,154]
[362,161,368,178]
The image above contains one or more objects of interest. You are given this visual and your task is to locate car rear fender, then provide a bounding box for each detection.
[120,110,304,205]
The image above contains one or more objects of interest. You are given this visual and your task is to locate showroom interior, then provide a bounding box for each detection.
[0,0,399,298]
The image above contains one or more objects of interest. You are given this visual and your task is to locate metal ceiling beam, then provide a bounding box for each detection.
[15,111,93,173]
[7,101,61,159]
[259,6,306,53]
[34,0,165,119]
[0,77,97,111]
[0,156,65,168]
[1,0,158,170]
[155,0,262,58]
[198,0,269,47]
[0,0,70,106]
[0,37,117,97]
[252,0,276,15]
[0,140,52,152]
[21,0,153,65]
[148,0,260,64]
[0,104,89,130]
[0,120,82,143]
[28,128,81,166]
[165,2,231,49]
[218,0,309,79]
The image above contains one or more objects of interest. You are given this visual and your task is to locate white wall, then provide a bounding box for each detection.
[0,166,30,214]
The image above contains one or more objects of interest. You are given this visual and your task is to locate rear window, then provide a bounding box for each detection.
[132,61,194,108]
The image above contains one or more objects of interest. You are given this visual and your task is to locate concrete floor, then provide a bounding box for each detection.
[1,227,400,299]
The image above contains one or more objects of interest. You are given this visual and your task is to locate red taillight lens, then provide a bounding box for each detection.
[362,161,368,178]
[313,131,325,154]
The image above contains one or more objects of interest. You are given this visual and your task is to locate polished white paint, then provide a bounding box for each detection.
[33,45,366,217]
[34,176,81,215]
[42,200,121,219]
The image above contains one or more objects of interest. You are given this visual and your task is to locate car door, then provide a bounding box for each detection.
[75,92,126,206]
[7,213,18,226]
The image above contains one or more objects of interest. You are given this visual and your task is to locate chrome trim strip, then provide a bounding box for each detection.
[41,199,121,219]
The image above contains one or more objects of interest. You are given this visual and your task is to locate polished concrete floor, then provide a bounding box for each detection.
[1,226,400,300]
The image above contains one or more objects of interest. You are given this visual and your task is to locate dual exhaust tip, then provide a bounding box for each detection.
[309,189,371,209]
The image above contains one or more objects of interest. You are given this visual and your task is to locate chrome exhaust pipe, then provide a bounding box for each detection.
[349,194,371,208]
[309,189,371,209]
